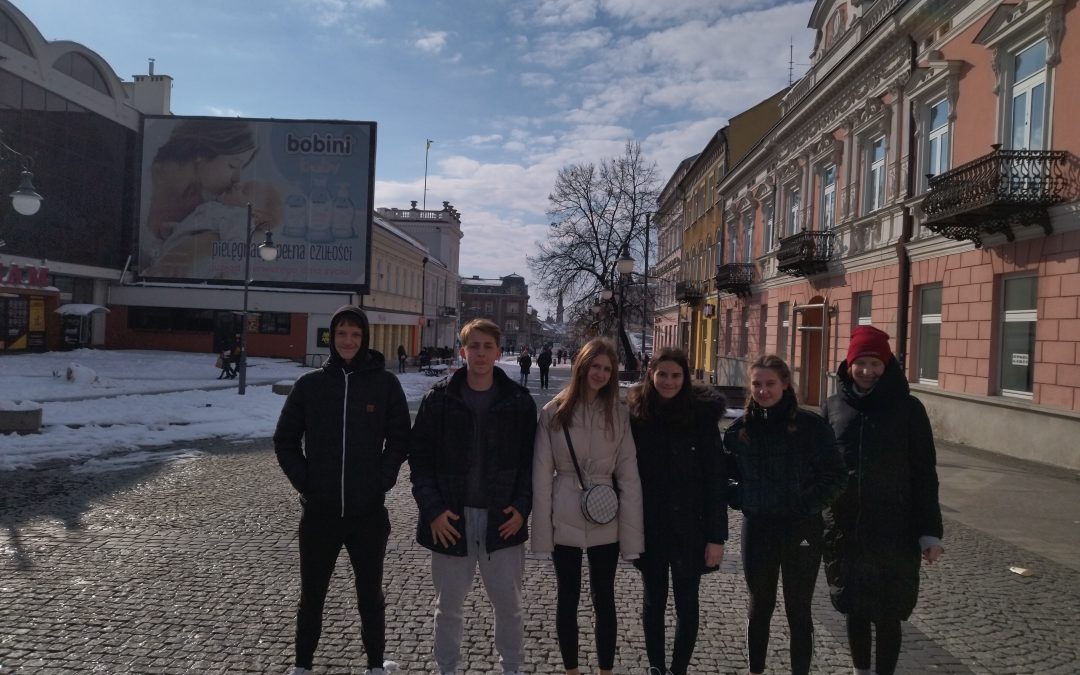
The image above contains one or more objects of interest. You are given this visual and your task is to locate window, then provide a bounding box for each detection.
[728,223,738,264]
[1010,39,1047,150]
[127,307,215,332]
[927,99,951,178]
[760,305,769,356]
[854,293,872,327]
[777,302,790,357]
[507,302,519,314]
[820,165,837,230]
[763,198,776,252]
[484,301,493,314]
[258,312,291,335]
[786,185,801,237]
[0,10,32,55]
[743,210,754,261]
[724,309,733,355]
[505,319,519,333]
[999,276,1037,397]
[917,286,942,384]
[52,52,111,96]
[740,307,750,357]
[866,136,886,213]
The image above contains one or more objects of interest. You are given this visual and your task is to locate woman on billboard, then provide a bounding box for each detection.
[140,118,282,279]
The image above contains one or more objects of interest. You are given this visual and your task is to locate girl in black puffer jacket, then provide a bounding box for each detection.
[628,348,727,675]
[724,354,846,675]
[821,326,944,675]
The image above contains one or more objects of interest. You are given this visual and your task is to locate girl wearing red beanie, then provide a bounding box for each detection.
[821,326,945,675]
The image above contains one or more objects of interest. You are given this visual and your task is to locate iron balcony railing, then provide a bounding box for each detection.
[675,280,704,305]
[776,229,834,277]
[921,146,1080,246]
[715,262,755,297]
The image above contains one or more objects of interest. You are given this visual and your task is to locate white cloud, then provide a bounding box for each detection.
[521,72,557,88]
[415,30,449,54]
[463,134,504,146]
[302,0,387,28]
[525,27,612,68]
[530,0,600,27]
[205,106,244,117]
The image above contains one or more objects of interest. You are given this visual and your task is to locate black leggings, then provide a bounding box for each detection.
[847,614,902,675]
[639,554,701,675]
[295,509,390,670]
[552,542,620,670]
[742,515,823,675]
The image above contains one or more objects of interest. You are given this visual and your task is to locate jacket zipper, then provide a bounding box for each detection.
[340,370,352,517]
[855,413,864,541]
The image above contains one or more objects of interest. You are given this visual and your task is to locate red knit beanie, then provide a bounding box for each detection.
[847,325,893,365]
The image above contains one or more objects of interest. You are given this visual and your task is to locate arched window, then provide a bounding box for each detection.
[53,51,111,96]
[0,10,32,56]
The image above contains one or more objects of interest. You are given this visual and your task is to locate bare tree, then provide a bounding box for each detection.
[528,141,659,368]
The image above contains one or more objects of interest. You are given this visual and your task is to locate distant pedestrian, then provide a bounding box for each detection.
[724,354,847,675]
[627,348,727,675]
[822,326,944,675]
[397,344,407,373]
[517,347,532,388]
[409,318,536,675]
[537,346,553,390]
[532,337,644,675]
[273,306,410,675]
[217,349,236,379]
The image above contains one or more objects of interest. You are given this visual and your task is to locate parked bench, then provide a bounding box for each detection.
[421,363,449,377]
[0,406,42,435]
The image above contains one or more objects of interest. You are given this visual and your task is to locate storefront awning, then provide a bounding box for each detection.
[54,304,111,316]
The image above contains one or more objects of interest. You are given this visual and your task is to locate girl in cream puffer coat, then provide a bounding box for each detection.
[532,337,644,675]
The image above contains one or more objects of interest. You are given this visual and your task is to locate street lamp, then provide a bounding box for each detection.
[614,243,637,371]
[0,131,43,216]
[238,202,278,395]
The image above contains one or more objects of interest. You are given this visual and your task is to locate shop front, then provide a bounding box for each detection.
[0,264,57,352]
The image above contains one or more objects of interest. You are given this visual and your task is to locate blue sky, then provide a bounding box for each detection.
[18,0,816,315]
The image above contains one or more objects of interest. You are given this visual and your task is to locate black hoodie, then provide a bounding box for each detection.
[273,305,410,517]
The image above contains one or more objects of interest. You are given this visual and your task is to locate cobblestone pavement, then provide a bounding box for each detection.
[2,435,1079,675]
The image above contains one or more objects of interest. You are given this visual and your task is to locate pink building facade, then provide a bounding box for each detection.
[707,0,1080,469]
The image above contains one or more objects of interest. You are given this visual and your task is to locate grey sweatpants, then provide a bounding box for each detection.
[431,506,525,673]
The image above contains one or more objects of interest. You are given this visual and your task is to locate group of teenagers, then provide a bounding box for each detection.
[274,305,944,675]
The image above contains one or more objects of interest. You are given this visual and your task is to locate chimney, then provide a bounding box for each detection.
[148,58,155,76]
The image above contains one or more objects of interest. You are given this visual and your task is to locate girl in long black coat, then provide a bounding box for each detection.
[628,348,727,675]
[821,325,944,675]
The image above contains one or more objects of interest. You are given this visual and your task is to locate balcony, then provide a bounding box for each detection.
[675,280,704,306]
[715,263,755,297]
[921,146,1080,247]
[776,229,834,277]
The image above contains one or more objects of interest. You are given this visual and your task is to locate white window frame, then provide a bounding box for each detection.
[927,98,952,180]
[917,285,942,385]
[742,210,754,261]
[998,275,1037,399]
[740,307,750,357]
[759,304,768,356]
[727,223,738,264]
[785,184,801,238]
[820,164,837,230]
[777,302,790,358]
[762,197,776,252]
[865,136,886,214]
[854,292,873,327]
[1006,38,1049,151]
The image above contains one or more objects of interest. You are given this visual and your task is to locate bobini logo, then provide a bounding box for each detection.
[286,132,353,155]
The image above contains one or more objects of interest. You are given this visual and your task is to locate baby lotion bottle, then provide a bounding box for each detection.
[283,193,308,238]
[331,184,356,239]
[307,183,333,243]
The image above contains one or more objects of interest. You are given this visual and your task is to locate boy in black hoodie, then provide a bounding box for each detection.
[274,305,410,675]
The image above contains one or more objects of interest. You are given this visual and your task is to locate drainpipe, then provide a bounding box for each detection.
[896,37,919,371]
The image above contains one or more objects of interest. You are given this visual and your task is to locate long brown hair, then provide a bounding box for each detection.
[549,337,619,434]
[740,354,799,442]
[627,347,692,421]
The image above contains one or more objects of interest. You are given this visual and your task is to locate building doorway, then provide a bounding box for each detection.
[793,296,830,407]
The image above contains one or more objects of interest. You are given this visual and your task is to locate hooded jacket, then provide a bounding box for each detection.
[273,305,410,517]
[629,384,728,575]
[821,358,943,619]
[723,390,846,520]
[409,365,537,556]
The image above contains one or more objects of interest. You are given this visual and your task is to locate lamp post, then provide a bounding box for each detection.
[0,131,43,216]
[238,202,279,395]
[615,244,636,371]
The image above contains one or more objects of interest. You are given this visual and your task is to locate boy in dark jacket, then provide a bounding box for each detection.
[409,318,536,675]
[274,305,410,675]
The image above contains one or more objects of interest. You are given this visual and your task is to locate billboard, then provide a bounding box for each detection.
[137,116,376,292]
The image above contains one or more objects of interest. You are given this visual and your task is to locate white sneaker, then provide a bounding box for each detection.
[366,662,400,675]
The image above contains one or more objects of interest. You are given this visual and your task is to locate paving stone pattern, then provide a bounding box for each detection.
[2,440,1079,674]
